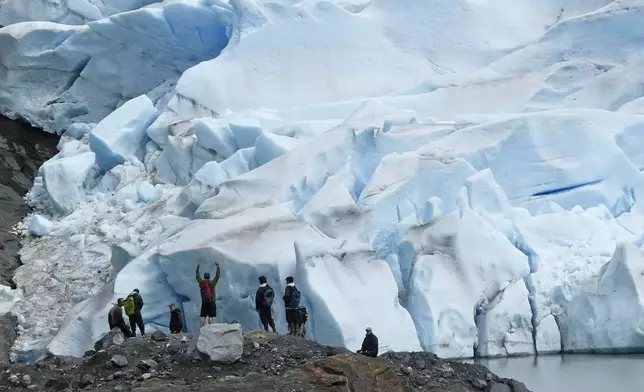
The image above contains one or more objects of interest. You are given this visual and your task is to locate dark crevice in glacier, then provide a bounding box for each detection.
[59,56,92,95]
[553,313,564,353]
[531,178,605,197]
[511,229,539,356]
[523,277,539,355]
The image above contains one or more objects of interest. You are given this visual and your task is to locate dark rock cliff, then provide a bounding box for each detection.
[0,115,58,287]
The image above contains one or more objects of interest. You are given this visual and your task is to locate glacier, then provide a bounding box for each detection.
[2,0,644,362]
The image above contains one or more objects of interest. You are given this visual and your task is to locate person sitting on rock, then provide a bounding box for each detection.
[124,288,145,337]
[108,298,132,338]
[283,276,302,336]
[357,327,378,357]
[168,303,183,334]
[255,276,277,333]
[196,262,220,327]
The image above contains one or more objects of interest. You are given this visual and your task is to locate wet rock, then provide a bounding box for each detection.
[472,378,488,390]
[0,316,16,366]
[21,374,31,386]
[142,373,152,380]
[509,379,531,392]
[84,350,97,357]
[490,383,512,392]
[27,385,38,390]
[111,355,128,368]
[414,359,426,370]
[8,374,18,384]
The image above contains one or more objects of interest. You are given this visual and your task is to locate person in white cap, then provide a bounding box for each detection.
[357,327,378,357]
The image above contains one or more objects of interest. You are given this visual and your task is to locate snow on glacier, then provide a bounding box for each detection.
[4,0,644,362]
[0,0,232,133]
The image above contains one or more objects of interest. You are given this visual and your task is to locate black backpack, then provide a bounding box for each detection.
[289,286,301,308]
[262,286,275,307]
[298,306,308,324]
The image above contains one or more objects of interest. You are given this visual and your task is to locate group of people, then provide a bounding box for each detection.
[107,263,376,357]
[254,275,308,337]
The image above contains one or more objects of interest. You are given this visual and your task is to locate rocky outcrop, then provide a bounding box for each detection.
[190,323,243,364]
[0,329,531,391]
[0,315,16,366]
[93,328,126,352]
[0,115,57,287]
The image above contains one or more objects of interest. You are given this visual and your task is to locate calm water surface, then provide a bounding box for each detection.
[469,354,644,392]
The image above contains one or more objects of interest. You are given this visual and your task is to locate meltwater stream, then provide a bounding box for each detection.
[471,354,644,392]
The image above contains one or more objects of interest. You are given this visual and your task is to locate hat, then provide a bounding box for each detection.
[258,276,267,284]
[285,276,294,283]
[365,327,372,332]
[168,303,176,308]
[133,288,140,293]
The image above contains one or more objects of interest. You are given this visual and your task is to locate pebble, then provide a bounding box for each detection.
[141,373,152,380]
[253,342,260,349]
[415,359,426,370]
[401,366,413,375]
[138,359,158,371]
[8,375,18,384]
[22,374,32,386]
[27,385,38,390]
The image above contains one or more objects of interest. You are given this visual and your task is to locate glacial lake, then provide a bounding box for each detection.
[469,354,644,392]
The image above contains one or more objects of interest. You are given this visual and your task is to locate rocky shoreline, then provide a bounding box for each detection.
[0,115,58,287]
[0,326,531,392]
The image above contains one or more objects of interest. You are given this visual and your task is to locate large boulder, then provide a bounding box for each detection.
[191,323,243,364]
[93,328,126,351]
[0,315,16,366]
[297,354,405,392]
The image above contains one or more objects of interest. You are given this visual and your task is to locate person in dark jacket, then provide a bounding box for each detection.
[282,276,301,336]
[196,263,220,327]
[168,303,183,334]
[108,298,132,338]
[255,276,277,333]
[357,327,378,357]
[128,288,145,336]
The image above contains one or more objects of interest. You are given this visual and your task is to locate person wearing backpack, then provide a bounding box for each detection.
[282,276,301,336]
[255,276,277,333]
[124,288,145,337]
[196,262,220,327]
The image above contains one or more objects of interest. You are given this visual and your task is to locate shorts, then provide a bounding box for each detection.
[200,301,216,318]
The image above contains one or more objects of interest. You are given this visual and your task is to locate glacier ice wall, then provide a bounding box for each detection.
[3,0,644,361]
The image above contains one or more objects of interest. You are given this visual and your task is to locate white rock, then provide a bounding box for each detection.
[194,324,243,364]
